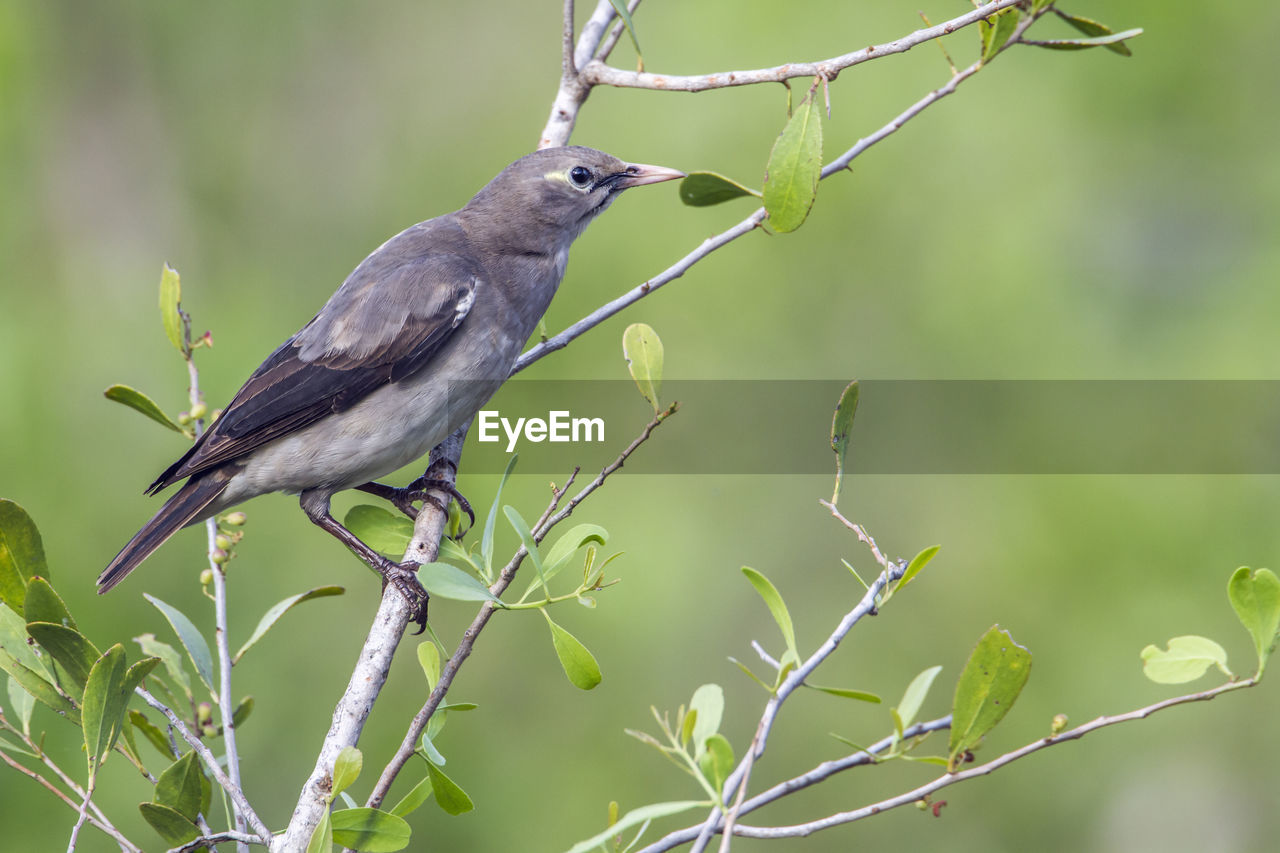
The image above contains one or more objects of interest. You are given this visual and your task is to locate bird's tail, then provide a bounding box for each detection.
[98,470,233,593]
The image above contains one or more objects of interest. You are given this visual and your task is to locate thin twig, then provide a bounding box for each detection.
[136,688,272,844]
[0,747,139,853]
[581,0,1023,92]
[365,406,676,808]
[562,0,577,79]
[820,500,892,571]
[170,830,266,852]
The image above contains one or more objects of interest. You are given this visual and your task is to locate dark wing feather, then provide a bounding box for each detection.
[148,241,478,493]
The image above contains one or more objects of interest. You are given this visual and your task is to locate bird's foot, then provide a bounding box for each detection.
[358,478,475,536]
[379,561,431,634]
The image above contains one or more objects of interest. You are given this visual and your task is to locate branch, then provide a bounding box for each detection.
[135,688,272,844]
[277,431,464,851]
[0,747,141,853]
[365,405,676,808]
[582,0,1022,92]
[170,830,265,852]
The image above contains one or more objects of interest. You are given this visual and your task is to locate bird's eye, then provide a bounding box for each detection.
[568,166,592,188]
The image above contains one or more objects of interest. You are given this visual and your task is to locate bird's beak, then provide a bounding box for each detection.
[614,162,686,189]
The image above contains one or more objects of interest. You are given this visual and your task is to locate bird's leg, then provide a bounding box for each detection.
[298,490,429,633]
[355,477,476,534]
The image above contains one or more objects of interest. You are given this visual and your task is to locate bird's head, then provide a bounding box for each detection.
[464,146,685,249]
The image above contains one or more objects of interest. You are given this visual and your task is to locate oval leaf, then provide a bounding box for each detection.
[417,641,440,690]
[830,381,859,505]
[331,807,411,852]
[897,545,940,592]
[622,323,664,413]
[419,562,500,603]
[544,613,602,690]
[0,499,49,612]
[980,8,1019,62]
[698,733,735,793]
[144,594,215,694]
[523,523,609,598]
[235,585,345,663]
[82,644,128,770]
[678,171,761,206]
[1056,9,1135,56]
[23,578,75,630]
[1227,567,1280,669]
[26,622,101,693]
[140,801,200,846]
[564,801,708,853]
[741,567,798,662]
[425,760,474,815]
[332,746,363,798]
[155,750,206,821]
[159,263,185,353]
[134,633,192,701]
[389,776,433,819]
[763,92,823,233]
[948,626,1031,769]
[896,665,943,731]
[344,506,413,559]
[1141,635,1231,684]
[104,384,186,434]
[0,647,79,723]
[689,683,724,758]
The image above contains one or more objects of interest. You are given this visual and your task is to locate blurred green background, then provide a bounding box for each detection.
[2,1,1278,851]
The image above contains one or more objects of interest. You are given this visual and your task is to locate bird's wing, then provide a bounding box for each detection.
[148,248,479,492]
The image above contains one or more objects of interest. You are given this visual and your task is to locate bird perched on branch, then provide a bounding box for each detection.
[99,147,684,624]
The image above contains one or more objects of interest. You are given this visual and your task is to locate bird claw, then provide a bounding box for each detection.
[380,562,430,634]
[358,479,475,537]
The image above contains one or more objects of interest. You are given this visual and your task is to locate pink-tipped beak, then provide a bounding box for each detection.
[616,162,686,188]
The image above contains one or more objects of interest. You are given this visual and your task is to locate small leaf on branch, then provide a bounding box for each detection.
[1140,635,1232,684]
[806,683,881,703]
[234,585,344,663]
[331,807,412,852]
[389,776,434,818]
[82,644,128,772]
[425,760,474,815]
[140,801,201,847]
[0,646,80,723]
[104,384,188,434]
[1056,9,1136,56]
[22,577,74,630]
[154,750,207,821]
[741,567,799,664]
[26,621,101,693]
[159,263,185,353]
[896,545,941,592]
[606,0,644,70]
[419,562,501,603]
[763,89,823,233]
[980,8,1019,63]
[564,801,709,853]
[344,505,414,558]
[544,612,602,690]
[698,733,735,792]
[948,626,1031,770]
[332,746,363,798]
[417,641,440,689]
[830,380,859,505]
[0,499,50,611]
[688,683,724,759]
[1227,567,1280,671]
[896,665,943,731]
[622,323,664,413]
[678,171,762,206]
[1025,28,1143,52]
[144,594,215,694]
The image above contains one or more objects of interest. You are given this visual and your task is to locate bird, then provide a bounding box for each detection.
[99,146,684,621]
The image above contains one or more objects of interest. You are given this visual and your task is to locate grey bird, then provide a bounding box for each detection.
[98,146,684,615]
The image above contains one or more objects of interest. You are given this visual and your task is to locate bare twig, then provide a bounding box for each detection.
[581,0,1023,92]
[365,406,676,808]
[820,500,892,571]
[136,688,272,844]
[170,830,266,852]
[0,747,139,853]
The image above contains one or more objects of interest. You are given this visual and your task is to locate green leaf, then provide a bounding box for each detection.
[979,8,1019,63]
[417,642,440,690]
[622,323,664,413]
[806,683,881,703]
[344,505,413,559]
[503,505,548,592]
[698,733,735,793]
[688,683,724,759]
[1026,28,1144,51]
[333,745,363,798]
[425,760,474,815]
[1227,567,1280,670]
[523,523,610,598]
[82,644,128,771]
[419,562,500,603]
[419,729,447,767]
[678,171,761,206]
[130,709,175,759]
[155,750,206,821]
[606,0,643,68]
[103,384,186,434]
[563,801,709,853]
[0,499,48,612]
[829,381,859,505]
[134,633,192,701]
[389,776,433,818]
[728,656,774,693]
[22,578,74,629]
[144,594,214,694]
[26,622,101,693]
[481,456,518,579]
[307,809,334,853]
[233,695,255,729]
[1056,9,1136,56]
[740,567,798,662]
[897,545,940,592]
[140,801,201,846]
[331,807,412,852]
[159,263,185,353]
[235,585,345,663]
[7,674,36,734]
[1140,635,1232,684]
[0,647,79,723]
[544,612,602,690]
[122,656,160,697]
[896,665,943,731]
[948,626,1031,769]
[763,90,823,233]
